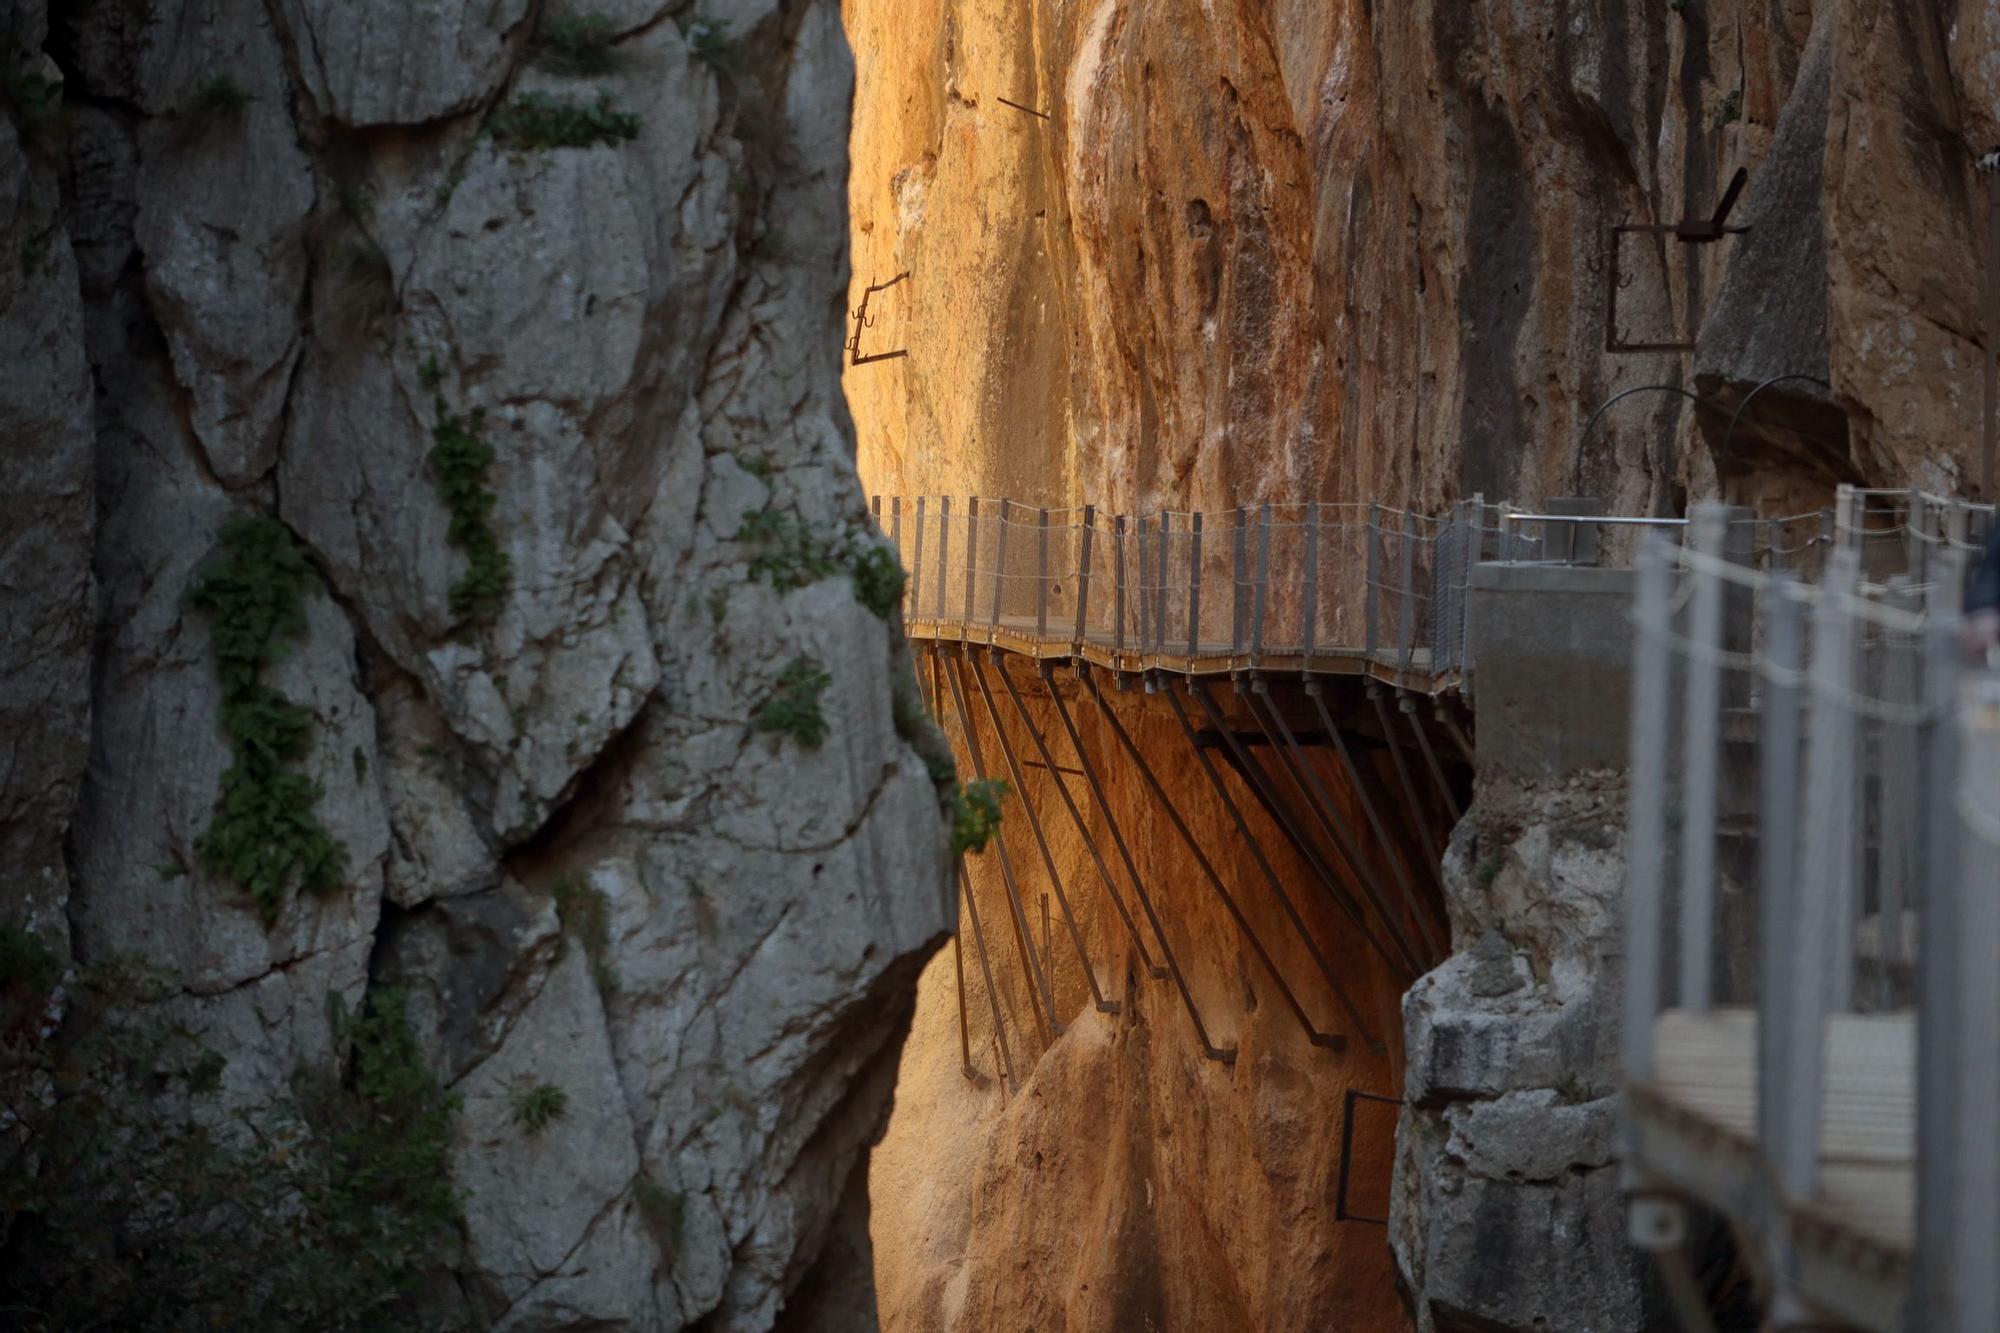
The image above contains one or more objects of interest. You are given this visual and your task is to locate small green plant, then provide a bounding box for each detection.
[550,871,619,997]
[949,778,1008,856]
[535,12,621,75]
[1717,88,1743,126]
[755,657,832,749]
[416,350,445,391]
[736,508,842,589]
[488,91,640,150]
[634,1173,685,1255]
[184,74,251,123]
[510,1082,569,1135]
[1475,855,1504,888]
[849,543,907,619]
[187,516,346,923]
[429,400,511,627]
[685,15,736,71]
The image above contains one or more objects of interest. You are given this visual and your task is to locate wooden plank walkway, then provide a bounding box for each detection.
[1628,1007,1916,1330]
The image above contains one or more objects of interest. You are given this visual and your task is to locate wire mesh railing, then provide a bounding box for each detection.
[1620,505,1996,1329]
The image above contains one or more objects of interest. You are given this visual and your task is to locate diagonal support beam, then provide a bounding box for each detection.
[1246,682,1428,979]
[1190,682,1413,986]
[1373,687,1444,875]
[1046,664,1234,1064]
[941,650,1061,1044]
[1163,679,1381,1052]
[1085,668,1341,1054]
[971,653,1118,1014]
[996,659,1165,980]
[1307,683,1446,965]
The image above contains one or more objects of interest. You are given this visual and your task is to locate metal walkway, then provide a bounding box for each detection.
[1620,490,2000,1332]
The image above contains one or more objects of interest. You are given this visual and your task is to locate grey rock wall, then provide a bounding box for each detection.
[3,0,949,1327]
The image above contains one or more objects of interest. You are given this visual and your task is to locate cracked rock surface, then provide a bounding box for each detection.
[3,0,949,1327]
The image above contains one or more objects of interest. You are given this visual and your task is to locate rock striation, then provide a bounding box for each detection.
[2,0,949,1328]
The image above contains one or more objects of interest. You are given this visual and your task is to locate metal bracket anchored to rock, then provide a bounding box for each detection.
[1602,168,1752,353]
[847,271,910,365]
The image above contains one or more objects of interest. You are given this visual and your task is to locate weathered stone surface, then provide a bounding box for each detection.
[0,19,94,951]
[17,0,951,1327]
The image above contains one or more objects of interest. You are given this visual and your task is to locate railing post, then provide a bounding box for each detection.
[1188,512,1204,661]
[1365,503,1381,657]
[1156,512,1171,656]
[1835,482,1860,554]
[1253,503,1271,661]
[1075,505,1095,647]
[1398,509,1417,674]
[1232,505,1249,657]
[1678,508,1726,1012]
[1302,501,1320,661]
[990,498,1008,631]
[934,496,951,619]
[871,494,880,525]
[1036,507,1050,638]
[964,496,981,630]
[1944,675,2000,1331]
[890,495,901,553]
[1779,547,1858,1202]
[1757,578,1803,1160]
[1113,515,1127,653]
[911,496,926,618]
[1136,515,1152,654]
[1905,486,1925,582]
[1623,536,1674,1087]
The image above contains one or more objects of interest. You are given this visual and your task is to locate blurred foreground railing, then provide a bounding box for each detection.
[1620,502,1999,1331]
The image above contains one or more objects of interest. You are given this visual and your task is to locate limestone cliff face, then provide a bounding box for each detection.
[3,1,949,1328]
[846,0,1996,517]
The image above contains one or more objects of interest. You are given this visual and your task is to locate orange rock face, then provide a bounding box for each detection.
[843,2,1996,1328]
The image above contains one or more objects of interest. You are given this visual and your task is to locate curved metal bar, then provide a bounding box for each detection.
[1718,373,1836,467]
[1571,384,1735,496]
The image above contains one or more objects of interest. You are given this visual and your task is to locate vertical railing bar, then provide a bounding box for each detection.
[1155,512,1171,658]
[1232,505,1248,657]
[1303,501,1320,661]
[1074,505,1095,648]
[1678,508,1726,1011]
[1113,515,1128,654]
[990,498,1008,630]
[1253,502,1271,661]
[1622,536,1673,1086]
[934,496,952,620]
[964,496,982,633]
[1757,578,1803,1160]
[1188,513,1204,662]
[1365,503,1381,658]
[1399,509,1417,675]
[1036,507,1050,639]
[912,496,928,620]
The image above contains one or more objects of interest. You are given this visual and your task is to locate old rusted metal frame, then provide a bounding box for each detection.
[847,272,910,365]
[1046,663,1233,1063]
[995,95,1050,121]
[1189,681,1411,986]
[1247,682,1428,979]
[1163,680,1379,1053]
[943,650,1061,1043]
[1087,668,1336,1053]
[997,660,1165,980]
[1336,1090,1404,1225]
[924,647,1013,1087]
[971,653,1117,1014]
[1308,683,1446,965]
[1605,174,1749,354]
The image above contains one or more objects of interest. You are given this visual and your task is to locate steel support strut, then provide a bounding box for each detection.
[970,653,1118,1013]
[995,660,1166,979]
[1188,682,1412,986]
[941,650,1062,1044]
[1307,683,1447,964]
[1162,680,1378,1052]
[1045,663,1234,1063]
[1085,668,1333,1053]
[1373,688,1444,874]
[1246,683,1428,978]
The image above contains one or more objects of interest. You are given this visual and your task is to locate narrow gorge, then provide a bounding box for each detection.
[3,1,1995,1330]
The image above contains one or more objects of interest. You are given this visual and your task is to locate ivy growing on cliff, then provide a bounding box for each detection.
[488,91,639,150]
[187,515,346,924]
[429,400,511,627]
[534,12,622,75]
[734,507,909,620]
[949,778,1007,856]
